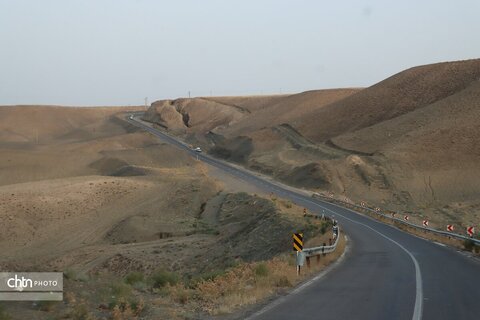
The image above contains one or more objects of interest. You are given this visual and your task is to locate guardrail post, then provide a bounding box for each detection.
[306,257,310,268]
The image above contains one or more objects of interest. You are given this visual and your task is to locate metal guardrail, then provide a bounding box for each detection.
[311,194,480,245]
[296,225,340,272]
[302,227,340,257]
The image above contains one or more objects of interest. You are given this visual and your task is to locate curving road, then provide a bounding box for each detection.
[127,114,480,320]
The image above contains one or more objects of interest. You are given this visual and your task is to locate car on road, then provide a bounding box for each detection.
[129,115,134,120]
[194,147,202,153]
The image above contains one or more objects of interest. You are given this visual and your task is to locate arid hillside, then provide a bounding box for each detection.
[0,105,329,319]
[144,59,480,230]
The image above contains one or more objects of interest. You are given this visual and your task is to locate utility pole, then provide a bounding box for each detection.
[144,97,148,109]
[188,91,191,98]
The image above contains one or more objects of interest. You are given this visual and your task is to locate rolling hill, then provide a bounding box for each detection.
[144,58,480,229]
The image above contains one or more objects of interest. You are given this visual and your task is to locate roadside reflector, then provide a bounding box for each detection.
[467,226,475,237]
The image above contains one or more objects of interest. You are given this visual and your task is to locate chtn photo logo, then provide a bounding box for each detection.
[0,272,62,300]
[7,275,34,292]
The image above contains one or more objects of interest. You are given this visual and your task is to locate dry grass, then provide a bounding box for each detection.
[136,204,345,318]
[162,233,346,316]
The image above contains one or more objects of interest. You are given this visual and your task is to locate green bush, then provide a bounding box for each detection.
[110,282,132,300]
[64,268,76,280]
[124,272,144,286]
[254,263,269,277]
[149,270,178,288]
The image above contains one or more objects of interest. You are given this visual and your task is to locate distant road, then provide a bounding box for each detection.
[128,114,480,320]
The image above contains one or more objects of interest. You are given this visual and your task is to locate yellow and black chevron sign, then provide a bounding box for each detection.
[293,233,303,252]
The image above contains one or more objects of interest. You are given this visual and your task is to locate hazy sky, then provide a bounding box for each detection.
[1,0,479,105]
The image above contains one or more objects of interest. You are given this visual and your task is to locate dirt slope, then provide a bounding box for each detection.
[0,105,318,319]
[220,89,361,138]
[295,59,480,142]
[143,97,248,135]
[144,58,480,230]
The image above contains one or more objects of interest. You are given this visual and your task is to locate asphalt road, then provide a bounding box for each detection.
[128,115,480,320]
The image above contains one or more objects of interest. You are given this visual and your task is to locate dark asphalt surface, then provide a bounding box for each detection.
[128,115,480,320]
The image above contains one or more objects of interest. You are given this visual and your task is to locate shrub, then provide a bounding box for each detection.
[254,263,269,277]
[36,300,58,312]
[68,302,96,320]
[274,275,292,288]
[107,282,134,310]
[464,239,475,252]
[149,270,178,289]
[0,305,11,320]
[320,225,327,235]
[124,272,144,286]
[64,268,76,280]
[171,287,192,305]
[107,283,145,317]
[199,270,225,282]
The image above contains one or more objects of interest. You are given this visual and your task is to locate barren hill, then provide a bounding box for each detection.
[144,58,480,229]
[0,105,140,145]
[296,59,480,143]
[219,89,361,138]
[0,105,327,319]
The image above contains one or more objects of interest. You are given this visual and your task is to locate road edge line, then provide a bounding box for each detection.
[245,235,350,320]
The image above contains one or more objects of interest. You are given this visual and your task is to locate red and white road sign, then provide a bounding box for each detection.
[422,220,428,227]
[404,215,409,221]
[467,226,475,237]
[447,225,454,232]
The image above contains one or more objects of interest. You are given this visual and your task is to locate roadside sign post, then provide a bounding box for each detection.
[293,233,304,276]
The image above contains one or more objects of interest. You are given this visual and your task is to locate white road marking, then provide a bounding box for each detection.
[245,235,350,320]
[296,196,423,320]
[131,117,424,320]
